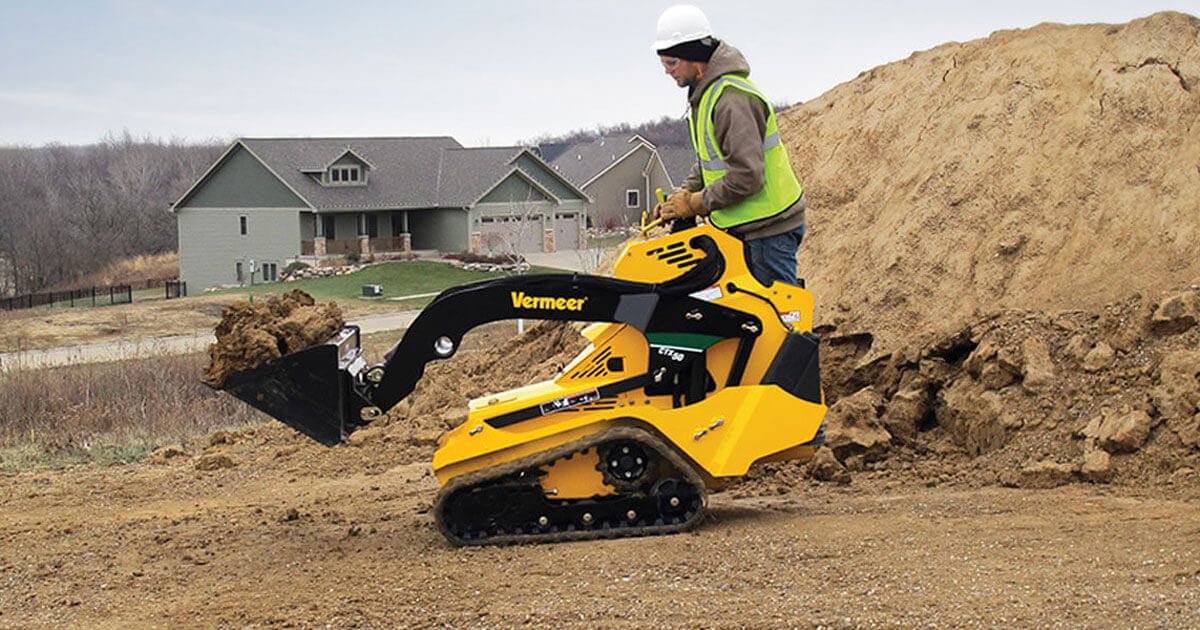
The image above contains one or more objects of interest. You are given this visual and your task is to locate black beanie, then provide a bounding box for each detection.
[657,37,719,63]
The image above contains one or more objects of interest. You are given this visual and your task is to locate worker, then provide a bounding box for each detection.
[651,4,807,287]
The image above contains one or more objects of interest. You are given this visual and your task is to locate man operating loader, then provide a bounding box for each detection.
[652,4,808,287]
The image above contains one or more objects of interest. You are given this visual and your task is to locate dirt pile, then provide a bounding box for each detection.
[793,284,1200,489]
[201,290,344,387]
[779,11,1200,353]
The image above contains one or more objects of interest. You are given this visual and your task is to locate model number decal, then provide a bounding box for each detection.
[539,388,601,415]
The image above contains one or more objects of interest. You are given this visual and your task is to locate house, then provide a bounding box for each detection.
[171,137,589,291]
[539,135,680,229]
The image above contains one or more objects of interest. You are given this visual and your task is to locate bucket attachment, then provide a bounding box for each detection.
[223,326,368,446]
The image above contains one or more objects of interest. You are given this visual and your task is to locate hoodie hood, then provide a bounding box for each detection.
[688,41,751,106]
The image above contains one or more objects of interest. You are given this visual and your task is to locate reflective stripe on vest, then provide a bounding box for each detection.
[687,75,803,229]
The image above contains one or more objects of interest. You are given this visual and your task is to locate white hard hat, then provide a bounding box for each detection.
[652,4,712,52]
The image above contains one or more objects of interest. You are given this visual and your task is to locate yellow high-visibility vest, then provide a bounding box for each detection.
[688,75,803,229]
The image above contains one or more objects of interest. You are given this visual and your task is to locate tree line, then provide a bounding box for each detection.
[0,133,224,295]
[526,102,795,149]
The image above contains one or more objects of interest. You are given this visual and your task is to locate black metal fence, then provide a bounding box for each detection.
[165,280,187,299]
[1,284,133,311]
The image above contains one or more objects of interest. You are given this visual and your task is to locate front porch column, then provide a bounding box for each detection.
[357,212,372,256]
[399,233,412,252]
[470,231,482,255]
[314,236,327,256]
[543,228,555,253]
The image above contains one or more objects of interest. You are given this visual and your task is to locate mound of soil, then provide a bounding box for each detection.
[809,285,1200,487]
[780,11,1200,354]
[201,290,344,388]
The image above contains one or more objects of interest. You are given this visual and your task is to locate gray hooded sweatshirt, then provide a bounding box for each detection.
[683,41,806,241]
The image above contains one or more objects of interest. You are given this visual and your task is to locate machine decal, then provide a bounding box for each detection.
[539,388,602,415]
[510,292,589,311]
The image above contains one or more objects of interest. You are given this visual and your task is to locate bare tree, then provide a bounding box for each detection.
[0,133,224,294]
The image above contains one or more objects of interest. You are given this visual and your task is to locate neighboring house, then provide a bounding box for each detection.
[539,135,677,229]
[171,137,589,291]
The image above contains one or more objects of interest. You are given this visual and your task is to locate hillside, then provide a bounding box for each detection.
[780,11,1200,352]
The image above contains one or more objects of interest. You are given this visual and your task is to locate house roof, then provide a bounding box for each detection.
[542,135,655,187]
[174,137,588,212]
[657,146,698,188]
[240,137,461,210]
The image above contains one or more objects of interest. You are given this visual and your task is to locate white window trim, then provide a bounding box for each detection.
[325,165,366,187]
[625,189,640,208]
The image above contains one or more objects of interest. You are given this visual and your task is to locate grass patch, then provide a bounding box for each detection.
[207,260,563,302]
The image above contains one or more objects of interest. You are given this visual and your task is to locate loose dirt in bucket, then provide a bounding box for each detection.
[201,290,345,388]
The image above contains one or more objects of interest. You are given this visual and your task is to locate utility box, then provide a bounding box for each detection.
[362,284,383,298]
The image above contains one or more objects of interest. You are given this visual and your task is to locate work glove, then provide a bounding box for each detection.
[650,188,679,222]
[660,190,704,220]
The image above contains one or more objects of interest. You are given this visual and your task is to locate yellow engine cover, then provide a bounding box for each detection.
[432,224,826,490]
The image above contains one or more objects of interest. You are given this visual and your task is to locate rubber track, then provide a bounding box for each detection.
[434,425,708,546]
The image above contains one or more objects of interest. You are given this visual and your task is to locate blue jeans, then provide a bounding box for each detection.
[744,224,807,286]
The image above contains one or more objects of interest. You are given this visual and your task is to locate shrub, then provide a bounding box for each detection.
[282,261,310,277]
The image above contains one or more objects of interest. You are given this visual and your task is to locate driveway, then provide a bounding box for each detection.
[0,311,421,372]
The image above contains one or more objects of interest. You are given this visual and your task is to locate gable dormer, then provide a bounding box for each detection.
[302,147,375,187]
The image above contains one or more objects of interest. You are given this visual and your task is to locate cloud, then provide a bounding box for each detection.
[0,89,107,114]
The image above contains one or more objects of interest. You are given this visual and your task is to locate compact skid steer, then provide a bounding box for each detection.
[220,221,827,545]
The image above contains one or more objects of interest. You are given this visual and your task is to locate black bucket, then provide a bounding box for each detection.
[222,326,367,446]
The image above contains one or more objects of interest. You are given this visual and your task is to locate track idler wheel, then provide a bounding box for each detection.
[600,440,650,487]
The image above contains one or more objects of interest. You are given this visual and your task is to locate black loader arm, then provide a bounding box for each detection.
[363,234,757,411]
[224,234,762,446]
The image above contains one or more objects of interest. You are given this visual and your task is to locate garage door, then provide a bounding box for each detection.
[553,213,581,250]
[479,215,542,254]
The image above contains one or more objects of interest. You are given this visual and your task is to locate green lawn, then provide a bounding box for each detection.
[207,260,564,303]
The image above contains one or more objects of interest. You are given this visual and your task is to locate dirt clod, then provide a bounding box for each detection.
[201,290,344,388]
[194,453,236,471]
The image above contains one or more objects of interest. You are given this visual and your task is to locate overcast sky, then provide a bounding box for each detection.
[1,0,1196,147]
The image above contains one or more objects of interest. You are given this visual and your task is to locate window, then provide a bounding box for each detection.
[239,216,247,235]
[236,262,244,283]
[626,189,640,208]
[322,215,336,240]
[264,263,277,282]
[327,166,364,186]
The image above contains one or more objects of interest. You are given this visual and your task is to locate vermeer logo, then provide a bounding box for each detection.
[510,291,588,311]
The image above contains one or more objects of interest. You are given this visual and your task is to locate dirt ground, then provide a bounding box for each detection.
[2,442,1198,628]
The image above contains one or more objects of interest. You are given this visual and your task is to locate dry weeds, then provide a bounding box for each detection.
[0,353,262,470]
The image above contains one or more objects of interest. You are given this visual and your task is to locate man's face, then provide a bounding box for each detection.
[660,56,703,88]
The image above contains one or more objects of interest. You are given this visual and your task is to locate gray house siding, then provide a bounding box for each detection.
[646,159,674,215]
[178,208,302,290]
[479,173,554,205]
[409,208,467,251]
[179,146,306,209]
[512,154,586,202]
[583,145,661,229]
